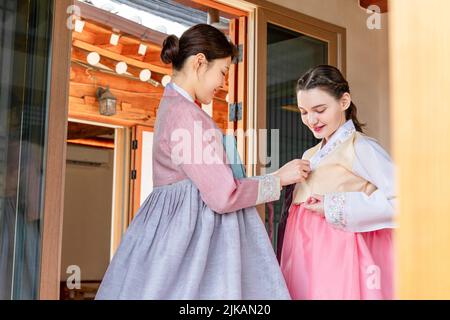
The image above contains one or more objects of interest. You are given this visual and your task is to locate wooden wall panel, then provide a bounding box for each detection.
[390,0,450,299]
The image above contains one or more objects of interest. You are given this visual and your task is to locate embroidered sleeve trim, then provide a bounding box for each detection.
[252,175,281,205]
[324,192,347,229]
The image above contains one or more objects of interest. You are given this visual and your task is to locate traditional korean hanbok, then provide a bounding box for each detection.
[280,120,396,300]
[95,82,290,300]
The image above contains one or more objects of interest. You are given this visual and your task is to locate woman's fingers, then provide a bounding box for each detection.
[300,160,311,172]
[306,194,324,207]
[275,158,313,186]
[306,197,316,205]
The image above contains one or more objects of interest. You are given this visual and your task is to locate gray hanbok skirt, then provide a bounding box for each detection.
[95,179,290,300]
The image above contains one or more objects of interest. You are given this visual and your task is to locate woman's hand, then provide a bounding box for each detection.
[304,194,325,217]
[272,159,311,187]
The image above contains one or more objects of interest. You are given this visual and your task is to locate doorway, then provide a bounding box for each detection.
[60,121,116,300]
[60,120,132,299]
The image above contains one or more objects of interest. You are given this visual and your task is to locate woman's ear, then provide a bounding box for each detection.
[193,53,207,71]
[341,92,352,111]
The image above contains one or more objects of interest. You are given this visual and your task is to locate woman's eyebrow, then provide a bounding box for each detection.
[298,104,326,110]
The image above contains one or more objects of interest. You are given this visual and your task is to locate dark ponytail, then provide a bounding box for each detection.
[160,24,238,71]
[346,102,362,132]
[296,65,365,133]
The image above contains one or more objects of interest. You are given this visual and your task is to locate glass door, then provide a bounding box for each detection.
[267,23,326,253]
[0,0,54,299]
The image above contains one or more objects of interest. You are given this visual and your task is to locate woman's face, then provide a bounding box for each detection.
[297,87,351,142]
[194,56,231,105]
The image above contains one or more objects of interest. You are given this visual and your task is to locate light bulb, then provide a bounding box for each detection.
[161,75,171,87]
[87,52,100,66]
[139,69,152,82]
[116,62,128,75]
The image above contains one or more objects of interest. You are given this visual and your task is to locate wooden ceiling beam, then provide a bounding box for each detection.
[72,39,171,75]
[173,0,248,18]
[69,81,161,111]
[67,122,114,140]
[121,44,149,61]
[67,138,115,149]
[119,34,160,51]
[83,21,113,36]
[75,0,167,47]
[143,50,167,67]
[70,61,164,94]
[68,102,155,128]
[72,28,97,44]
[76,20,161,51]
[93,33,115,46]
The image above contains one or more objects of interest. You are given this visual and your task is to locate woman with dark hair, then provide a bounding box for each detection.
[280,65,396,299]
[96,24,310,300]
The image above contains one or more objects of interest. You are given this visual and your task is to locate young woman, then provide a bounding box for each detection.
[280,65,396,300]
[96,24,310,300]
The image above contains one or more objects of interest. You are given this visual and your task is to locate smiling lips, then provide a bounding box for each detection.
[313,125,326,133]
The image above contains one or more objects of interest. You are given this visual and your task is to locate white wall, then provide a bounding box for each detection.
[61,145,114,281]
[267,0,391,150]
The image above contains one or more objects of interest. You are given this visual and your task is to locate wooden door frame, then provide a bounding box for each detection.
[39,0,73,300]
[110,124,132,258]
[129,125,154,223]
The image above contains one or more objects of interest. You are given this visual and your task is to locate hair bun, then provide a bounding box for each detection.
[161,35,179,64]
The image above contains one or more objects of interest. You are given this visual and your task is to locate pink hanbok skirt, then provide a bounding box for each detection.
[280,203,394,300]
